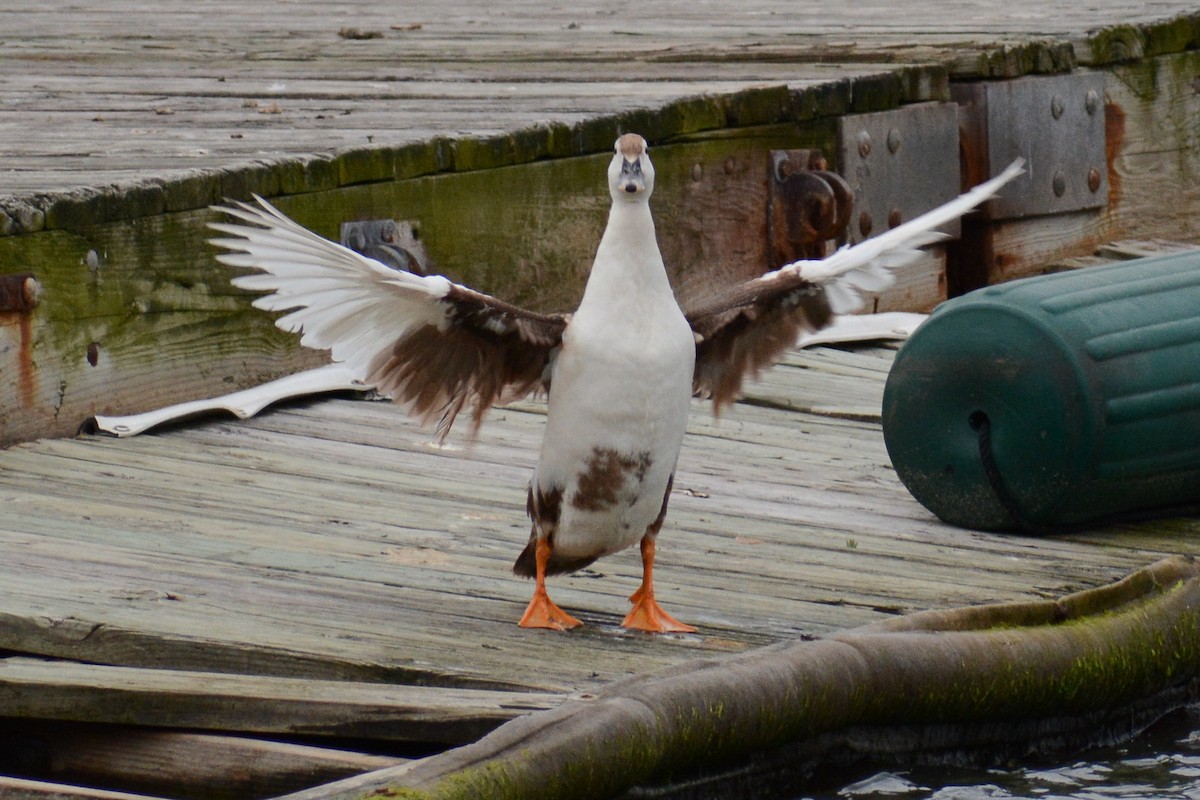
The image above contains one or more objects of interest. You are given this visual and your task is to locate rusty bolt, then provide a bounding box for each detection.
[858,210,874,238]
[1085,89,1101,115]
[1087,167,1102,193]
[87,342,100,367]
[24,276,40,309]
[888,208,903,229]
[0,273,40,313]
[1050,95,1065,120]
[1052,170,1067,198]
[886,128,902,154]
[857,130,872,159]
[723,156,736,175]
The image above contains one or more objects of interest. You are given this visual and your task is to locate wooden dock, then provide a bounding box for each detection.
[3,343,1200,796]
[3,1,1200,797]
[4,1,1200,444]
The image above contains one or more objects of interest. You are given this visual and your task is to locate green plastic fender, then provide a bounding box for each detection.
[883,251,1200,531]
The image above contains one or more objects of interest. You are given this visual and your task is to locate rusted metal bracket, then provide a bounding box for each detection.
[340,219,430,275]
[767,149,853,267]
[953,72,1107,220]
[0,272,40,313]
[837,102,963,245]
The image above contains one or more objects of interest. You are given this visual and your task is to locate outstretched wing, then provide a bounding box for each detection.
[210,197,569,438]
[687,160,1025,410]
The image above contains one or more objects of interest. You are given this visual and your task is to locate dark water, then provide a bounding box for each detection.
[798,709,1200,800]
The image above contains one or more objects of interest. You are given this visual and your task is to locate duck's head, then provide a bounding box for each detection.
[608,133,654,202]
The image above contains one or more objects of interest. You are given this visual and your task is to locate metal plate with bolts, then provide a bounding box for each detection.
[952,72,1108,220]
[837,102,962,245]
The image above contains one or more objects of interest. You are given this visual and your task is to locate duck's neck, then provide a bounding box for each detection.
[581,200,674,311]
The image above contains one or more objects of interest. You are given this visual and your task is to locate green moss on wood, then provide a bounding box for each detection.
[1088,25,1147,65]
[789,78,853,122]
[274,157,329,196]
[161,172,222,213]
[366,559,1200,800]
[1085,13,1200,65]
[722,85,792,127]
[1141,14,1199,56]
[450,129,551,174]
[962,41,1077,79]
[44,183,169,232]
[847,72,905,114]
[336,146,397,187]
[0,200,46,235]
[895,65,952,104]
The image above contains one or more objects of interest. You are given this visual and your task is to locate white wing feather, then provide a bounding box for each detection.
[789,159,1025,313]
[209,196,452,380]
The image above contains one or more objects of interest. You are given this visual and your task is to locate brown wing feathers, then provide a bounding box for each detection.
[687,275,833,412]
[368,286,568,437]
[214,161,1022,435]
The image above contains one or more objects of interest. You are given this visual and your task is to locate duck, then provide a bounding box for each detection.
[209,134,1021,633]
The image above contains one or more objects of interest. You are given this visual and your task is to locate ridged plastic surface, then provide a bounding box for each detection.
[883,252,1200,531]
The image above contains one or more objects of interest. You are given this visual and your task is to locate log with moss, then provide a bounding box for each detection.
[284,555,1200,799]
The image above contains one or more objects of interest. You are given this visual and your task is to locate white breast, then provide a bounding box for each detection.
[533,199,695,560]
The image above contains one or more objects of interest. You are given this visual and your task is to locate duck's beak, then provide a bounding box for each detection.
[618,158,645,194]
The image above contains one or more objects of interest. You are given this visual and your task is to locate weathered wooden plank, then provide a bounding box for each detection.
[4,2,1195,215]
[0,345,1187,705]
[0,658,559,744]
[0,720,403,800]
[0,777,169,800]
[288,557,1200,800]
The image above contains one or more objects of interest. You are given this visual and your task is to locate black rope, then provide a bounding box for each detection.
[972,411,1055,535]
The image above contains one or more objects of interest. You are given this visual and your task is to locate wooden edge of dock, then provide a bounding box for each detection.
[277,555,1200,799]
[0,724,405,800]
[0,660,560,745]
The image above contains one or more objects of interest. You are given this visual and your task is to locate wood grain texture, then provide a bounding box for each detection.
[2,2,1197,214]
[0,777,170,800]
[0,658,557,744]
[0,720,402,800]
[1,346,1195,709]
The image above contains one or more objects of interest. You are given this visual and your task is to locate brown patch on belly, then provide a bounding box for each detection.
[570,448,653,512]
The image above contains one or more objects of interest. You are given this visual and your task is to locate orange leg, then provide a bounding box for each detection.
[518,538,582,630]
[621,536,696,633]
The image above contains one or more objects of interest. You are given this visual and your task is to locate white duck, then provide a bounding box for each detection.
[210,134,1021,633]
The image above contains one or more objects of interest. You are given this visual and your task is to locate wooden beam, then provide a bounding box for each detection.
[0,658,559,745]
[0,720,403,800]
[0,776,169,800]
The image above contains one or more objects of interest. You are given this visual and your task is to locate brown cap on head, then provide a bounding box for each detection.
[615,133,646,159]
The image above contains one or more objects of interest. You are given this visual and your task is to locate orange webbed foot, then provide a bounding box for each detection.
[519,588,583,631]
[623,534,695,633]
[622,591,696,633]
